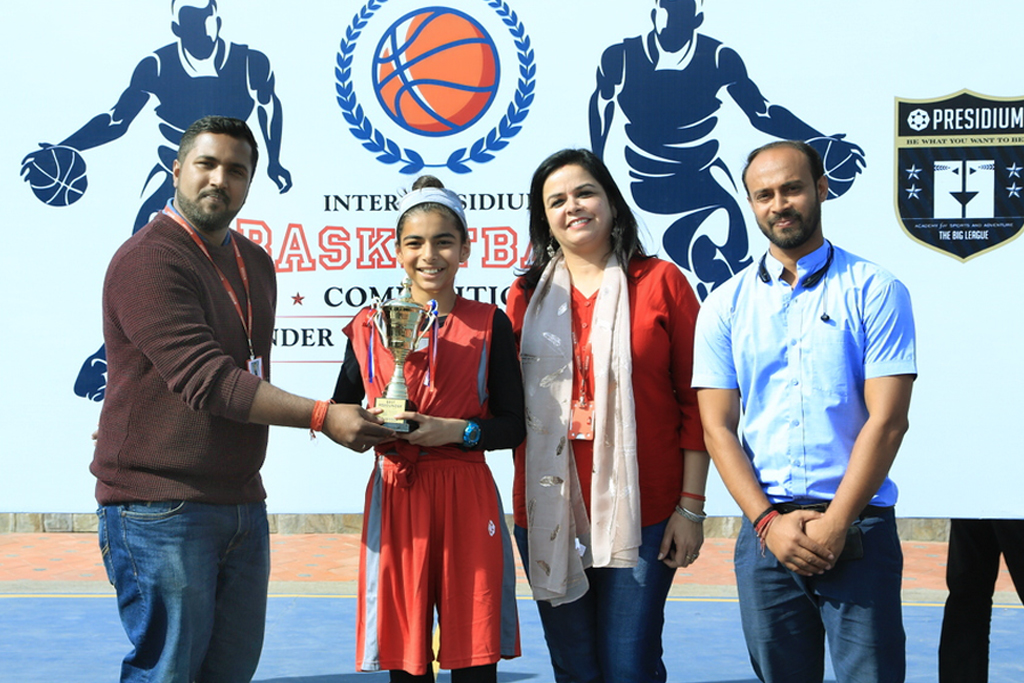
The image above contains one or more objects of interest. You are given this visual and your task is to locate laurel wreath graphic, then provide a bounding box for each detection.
[335,0,536,174]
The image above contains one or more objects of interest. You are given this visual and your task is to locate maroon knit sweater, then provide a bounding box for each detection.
[92,212,277,505]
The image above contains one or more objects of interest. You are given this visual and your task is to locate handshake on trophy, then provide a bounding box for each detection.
[369,279,438,433]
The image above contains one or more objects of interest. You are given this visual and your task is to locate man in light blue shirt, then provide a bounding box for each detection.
[693,140,916,683]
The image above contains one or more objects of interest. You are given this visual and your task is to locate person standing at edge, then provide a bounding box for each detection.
[92,115,392,683]
[507,148,709,683]
[333,175,524,682]
[939,517,1024,682]
[693,141,917,683]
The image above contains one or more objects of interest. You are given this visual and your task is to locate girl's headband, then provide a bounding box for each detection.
[397,187,467,231]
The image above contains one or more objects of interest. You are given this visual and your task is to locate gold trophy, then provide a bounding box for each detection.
[370,278,437,432]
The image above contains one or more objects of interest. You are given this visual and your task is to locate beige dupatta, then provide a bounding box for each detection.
[521,253,641,606]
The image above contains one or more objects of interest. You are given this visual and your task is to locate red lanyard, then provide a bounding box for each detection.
[570,327,592,405]
[163,207,255,359]
[569,298,595,440]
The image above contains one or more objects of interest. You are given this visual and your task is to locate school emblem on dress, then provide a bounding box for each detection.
[335,0,535,174]
[894,90,1024,261]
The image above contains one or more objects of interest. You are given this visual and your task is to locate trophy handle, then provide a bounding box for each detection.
[369,298,388,342]
[414,300,439,348]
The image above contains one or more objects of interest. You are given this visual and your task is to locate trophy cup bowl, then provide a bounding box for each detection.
[371,279,436,432]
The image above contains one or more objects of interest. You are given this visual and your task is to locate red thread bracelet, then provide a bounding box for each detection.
[680,491,706,503]
[754,509,780,556]
[752,506,775,529]
[309,400,332,439]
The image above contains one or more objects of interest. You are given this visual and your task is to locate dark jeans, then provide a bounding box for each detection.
[514,519,677,683]
[939,518,1024,683]
[734,507,905,683]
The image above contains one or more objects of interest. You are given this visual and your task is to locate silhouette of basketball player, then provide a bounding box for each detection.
[590,0,864,299]
[20,0,291,401]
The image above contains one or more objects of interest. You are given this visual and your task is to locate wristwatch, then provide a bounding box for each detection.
[462,420,481,448]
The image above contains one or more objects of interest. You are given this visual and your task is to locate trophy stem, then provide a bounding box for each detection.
[384,349,410,401]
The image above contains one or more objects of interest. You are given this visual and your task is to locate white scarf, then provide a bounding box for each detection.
[521,253,641,606]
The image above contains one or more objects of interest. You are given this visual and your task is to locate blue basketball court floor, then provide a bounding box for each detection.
[1,533,1022,682]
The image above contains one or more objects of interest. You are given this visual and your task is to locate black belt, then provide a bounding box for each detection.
[773,502,890,519]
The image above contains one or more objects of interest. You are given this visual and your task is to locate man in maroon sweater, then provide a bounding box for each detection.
[92,115,391,683]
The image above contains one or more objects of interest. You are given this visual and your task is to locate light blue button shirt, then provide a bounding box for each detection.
[692,241,917,507]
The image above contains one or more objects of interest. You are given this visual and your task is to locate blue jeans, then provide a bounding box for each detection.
[98,501,270,683]
[734,507,905,683]
[514,519,676,683]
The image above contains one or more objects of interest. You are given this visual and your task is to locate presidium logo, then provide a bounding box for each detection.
[335,0,535,174]
[895,90,1024,261]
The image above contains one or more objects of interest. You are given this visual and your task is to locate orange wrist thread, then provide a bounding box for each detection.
[309,400,333,439]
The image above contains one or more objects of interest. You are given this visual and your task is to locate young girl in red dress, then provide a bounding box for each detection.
[332,176,524,683]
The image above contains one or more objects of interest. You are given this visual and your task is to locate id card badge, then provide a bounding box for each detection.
[247,356,264,379]
[569,400,594,440]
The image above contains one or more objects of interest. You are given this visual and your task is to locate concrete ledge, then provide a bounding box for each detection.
[268,513,364,535]
[0,513,953,541]
[73,513,99,533]
[704,516,742,539]
[897,517,950,542]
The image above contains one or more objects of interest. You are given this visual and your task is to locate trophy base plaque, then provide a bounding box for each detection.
[375,397,419,433]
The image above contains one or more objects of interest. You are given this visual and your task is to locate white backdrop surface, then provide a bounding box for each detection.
[2,1,1021,518]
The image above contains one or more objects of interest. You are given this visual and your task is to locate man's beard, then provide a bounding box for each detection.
[759,200,822,250]
[175,189,238,235]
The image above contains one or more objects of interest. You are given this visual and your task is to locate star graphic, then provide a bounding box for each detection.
[905,184,922,200]
[905,164,922,180]
[1008,163,1023,179]
[291,292,305,305]
[1008,183,1022,199]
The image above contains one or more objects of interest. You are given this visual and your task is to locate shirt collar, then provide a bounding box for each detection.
[761,240,831,285]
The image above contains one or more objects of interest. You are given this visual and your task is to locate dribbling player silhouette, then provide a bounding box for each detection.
[590,0,864,299]
[20,0,291,401]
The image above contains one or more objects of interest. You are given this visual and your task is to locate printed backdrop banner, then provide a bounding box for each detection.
[2,1,1021,518]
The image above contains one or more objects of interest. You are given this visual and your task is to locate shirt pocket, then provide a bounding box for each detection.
[807,326,854,399]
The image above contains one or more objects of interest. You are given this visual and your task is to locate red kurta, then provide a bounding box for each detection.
[507,256,705,528]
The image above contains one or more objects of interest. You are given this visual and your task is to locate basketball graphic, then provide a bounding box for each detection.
[372,8,500,136]
[22,145,88,206]
[808,136,864,199]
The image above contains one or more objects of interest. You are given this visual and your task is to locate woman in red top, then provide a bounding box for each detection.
[507,149,709,683]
